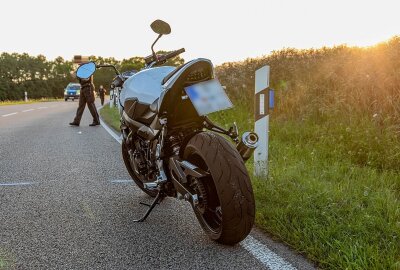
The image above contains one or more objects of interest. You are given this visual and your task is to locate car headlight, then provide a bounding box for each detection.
[76,90,80,95]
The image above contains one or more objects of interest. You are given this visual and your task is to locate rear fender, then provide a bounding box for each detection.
[159,59,215,127]
[178,131,203,158]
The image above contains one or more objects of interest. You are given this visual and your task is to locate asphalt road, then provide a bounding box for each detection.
[0,100,315,270]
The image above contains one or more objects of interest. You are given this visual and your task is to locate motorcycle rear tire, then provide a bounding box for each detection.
[183,132,255,245]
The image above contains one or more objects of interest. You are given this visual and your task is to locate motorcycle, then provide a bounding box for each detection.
[76,19,259,245]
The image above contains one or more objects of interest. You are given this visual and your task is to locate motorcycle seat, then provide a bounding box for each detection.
[161,59,213,87]
[161,62,187,85]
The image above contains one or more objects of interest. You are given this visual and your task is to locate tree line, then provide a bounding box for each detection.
[0,52,184,100]
[0,53,72,100]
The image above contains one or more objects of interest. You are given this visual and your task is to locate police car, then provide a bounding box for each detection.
[64,83,81,101]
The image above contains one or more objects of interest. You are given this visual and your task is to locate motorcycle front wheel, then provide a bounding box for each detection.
[183,132,255,245]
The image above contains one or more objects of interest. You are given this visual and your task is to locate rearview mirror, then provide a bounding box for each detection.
[76,62,96,79]
[150,20,171,35]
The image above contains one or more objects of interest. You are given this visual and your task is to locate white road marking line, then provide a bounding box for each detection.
[110,179,133,183]
[100,119,122,144]
[22,109,35,113]
[100,113,297,269]
[0,182,34,186]
[37,107,48,109]
[1,112,18,117]
[241,235,297,270]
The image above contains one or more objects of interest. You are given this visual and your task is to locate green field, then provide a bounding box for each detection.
[100,104,399,269]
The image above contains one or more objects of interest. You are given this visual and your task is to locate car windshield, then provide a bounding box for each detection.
[67,85,81,90]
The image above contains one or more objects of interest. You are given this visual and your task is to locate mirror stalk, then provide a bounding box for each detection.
[96,64,120,75]
[151,34,163,63]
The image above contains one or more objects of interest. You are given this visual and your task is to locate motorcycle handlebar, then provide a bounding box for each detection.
[145,48,185,66]
[161,48,185,61]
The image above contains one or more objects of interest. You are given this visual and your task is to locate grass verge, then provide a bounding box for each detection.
[0,98,63,106]
[99,105,120,132]
[100,105,400,269]
[0,259,6,270]
[0,249,13,270]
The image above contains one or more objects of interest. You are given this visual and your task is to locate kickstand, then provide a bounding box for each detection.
[133,191,165,222]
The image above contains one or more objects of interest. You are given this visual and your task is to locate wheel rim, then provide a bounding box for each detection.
[187,153,222,235]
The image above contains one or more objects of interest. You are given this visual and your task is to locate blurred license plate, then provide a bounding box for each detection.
[185,79,233,116]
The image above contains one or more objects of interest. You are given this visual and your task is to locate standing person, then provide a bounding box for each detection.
[69,76,100,126]
[98,85,107,106]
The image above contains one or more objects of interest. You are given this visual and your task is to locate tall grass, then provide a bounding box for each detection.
[216,36,400,171]
[213,38,400,269]
[210,104,400,269]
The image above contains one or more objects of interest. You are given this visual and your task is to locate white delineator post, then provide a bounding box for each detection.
[24,91,28,102]
[254,66,270,176]
[110,89,114,108]
[114,88,119,107]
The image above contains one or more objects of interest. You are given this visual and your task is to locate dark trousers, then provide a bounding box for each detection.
[100,94,105,106]
[73,93,99,124]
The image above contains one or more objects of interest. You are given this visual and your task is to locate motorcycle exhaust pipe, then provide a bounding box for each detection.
[236,132,259,162]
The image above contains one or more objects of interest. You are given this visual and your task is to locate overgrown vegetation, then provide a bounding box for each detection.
[213,37,400,269]
[216,36,400,171]
[210,105,400,270]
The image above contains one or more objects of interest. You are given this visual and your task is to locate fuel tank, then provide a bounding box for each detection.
[120,66,175,105]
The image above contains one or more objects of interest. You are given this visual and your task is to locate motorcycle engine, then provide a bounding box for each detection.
[128,136,157,182]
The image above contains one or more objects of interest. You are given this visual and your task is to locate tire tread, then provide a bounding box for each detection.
[184,132,255,245]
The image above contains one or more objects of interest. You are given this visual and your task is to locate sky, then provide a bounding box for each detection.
[0,0,399,64]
